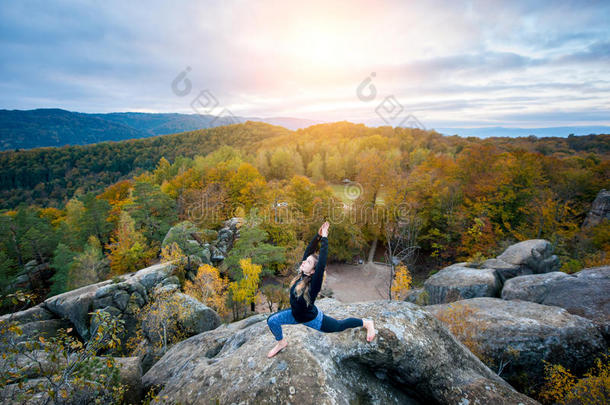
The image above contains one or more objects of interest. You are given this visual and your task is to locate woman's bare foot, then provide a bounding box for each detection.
[267,339,288,358]
[362,318,376,342]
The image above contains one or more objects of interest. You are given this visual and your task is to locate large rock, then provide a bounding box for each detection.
[426,298,607,391]
[0,303,55,324]
[502,266,610,340]
[42,261,177,340]
[42,281,107,341]
[582,189,610,228]
[501,272,572,303]
[173,292,222,335]
[423,264,501,304]
[0,352,143,405]
[0,318,74,350]
[142,298,538,405]
[486,239,560,282]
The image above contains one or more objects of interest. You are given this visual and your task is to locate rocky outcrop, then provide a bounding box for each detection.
[423,264,501,305]
[161,217,242,267]
[0,302,54,324]
[4,260,54,293]
[484,239,560,282]
[582,189,610,228]
[501,271,571,302]
[426,298,607,389]
[502,266,610,340]
[142,298,539,405]
[42,260,178,341]
[0,352,143,404]
[0,303,73,350]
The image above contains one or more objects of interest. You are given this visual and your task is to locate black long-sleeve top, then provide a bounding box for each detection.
[290,233,328,322]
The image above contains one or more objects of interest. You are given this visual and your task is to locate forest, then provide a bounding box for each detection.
[0,121,608,311]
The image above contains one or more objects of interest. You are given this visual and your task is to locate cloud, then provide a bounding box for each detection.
[0,0,608,127]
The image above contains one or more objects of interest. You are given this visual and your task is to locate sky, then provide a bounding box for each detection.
[1,0,609,129]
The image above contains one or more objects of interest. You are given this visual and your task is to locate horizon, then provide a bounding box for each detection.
[1,1,610,130]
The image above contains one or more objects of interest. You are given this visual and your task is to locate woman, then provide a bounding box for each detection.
[266,221,376,358]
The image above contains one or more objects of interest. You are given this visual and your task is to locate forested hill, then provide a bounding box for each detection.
[0,120,608,211]
[0,121,290,209]
[0,109,319,151]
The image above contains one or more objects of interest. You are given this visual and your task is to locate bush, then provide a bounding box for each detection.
[538,354,610,405]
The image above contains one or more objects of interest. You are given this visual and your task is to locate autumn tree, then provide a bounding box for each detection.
[183,263,229,319]
[105,211,156,276]
[390,264,412,300]
[227,258,262,320]
[124,180,177,247]
[223,215,286,279]
[261,283,289,311]
[68,235,109,289]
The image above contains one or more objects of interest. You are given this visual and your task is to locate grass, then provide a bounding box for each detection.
[328,183,388,207]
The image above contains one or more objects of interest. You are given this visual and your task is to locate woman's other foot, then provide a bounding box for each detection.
[267,339,288,358]
[362,318,376,342]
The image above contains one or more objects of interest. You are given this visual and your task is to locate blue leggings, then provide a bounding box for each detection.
[267,307,364,341]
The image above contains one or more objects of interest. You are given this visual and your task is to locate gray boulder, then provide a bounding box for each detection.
[501,272,572,303]
[142,298,538,405]
[487,239,560,282]
[43,261,177,340]
[0,352,143,405]
[582,189,610,228]
[426,297,607,390]
[172,292,222,335]
[423,264,501,304]
[2,318,73,349]
[0,303,55,324]
[43,281,110,340]
[502,266,610,340]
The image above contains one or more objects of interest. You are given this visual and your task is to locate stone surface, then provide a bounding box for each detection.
[0,352,143,405]
[426,297,607,389]
[0,303,55,324]
[142,298,538,405]
[502,266,610,340]
[582,189,610,228]
[42,261,176,340]
[501,272,572,303]
[423,264,501,304]
[479,239,561,282]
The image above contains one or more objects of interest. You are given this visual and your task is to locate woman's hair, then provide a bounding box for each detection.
[289,253,319,307]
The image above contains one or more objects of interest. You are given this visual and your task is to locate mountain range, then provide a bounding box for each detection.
[1,108,608,151]
[0,109,320,151]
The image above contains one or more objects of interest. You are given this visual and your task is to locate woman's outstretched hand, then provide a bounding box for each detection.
[318,221,330,238]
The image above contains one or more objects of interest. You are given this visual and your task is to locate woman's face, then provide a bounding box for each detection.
[299,255,316,275]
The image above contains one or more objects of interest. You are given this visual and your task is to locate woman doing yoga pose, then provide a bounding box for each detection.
[266,221,376,358]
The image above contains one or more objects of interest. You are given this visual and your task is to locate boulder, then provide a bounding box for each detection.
[142,298,538,404]
[1,318,73,349]
[403,288,429,305]
[426,297,607,391]
[114,356,145,405]
[42,261,176,340]
[489,239,560,281]
[501,272,572,303]
[43,281,110,340]
[582,189,610,228]
[141,291,221,343]
[502,266,610,340]
[481,258,528,282]
[423,264,501,304]
[173,292,222,335]
[0,352,143,405]
[0,303,55,324]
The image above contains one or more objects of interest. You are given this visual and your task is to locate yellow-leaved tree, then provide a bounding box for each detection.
[228,258,261,320]
[105,211,156,276]
[184,263,230,320]
[391,264,412,300]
